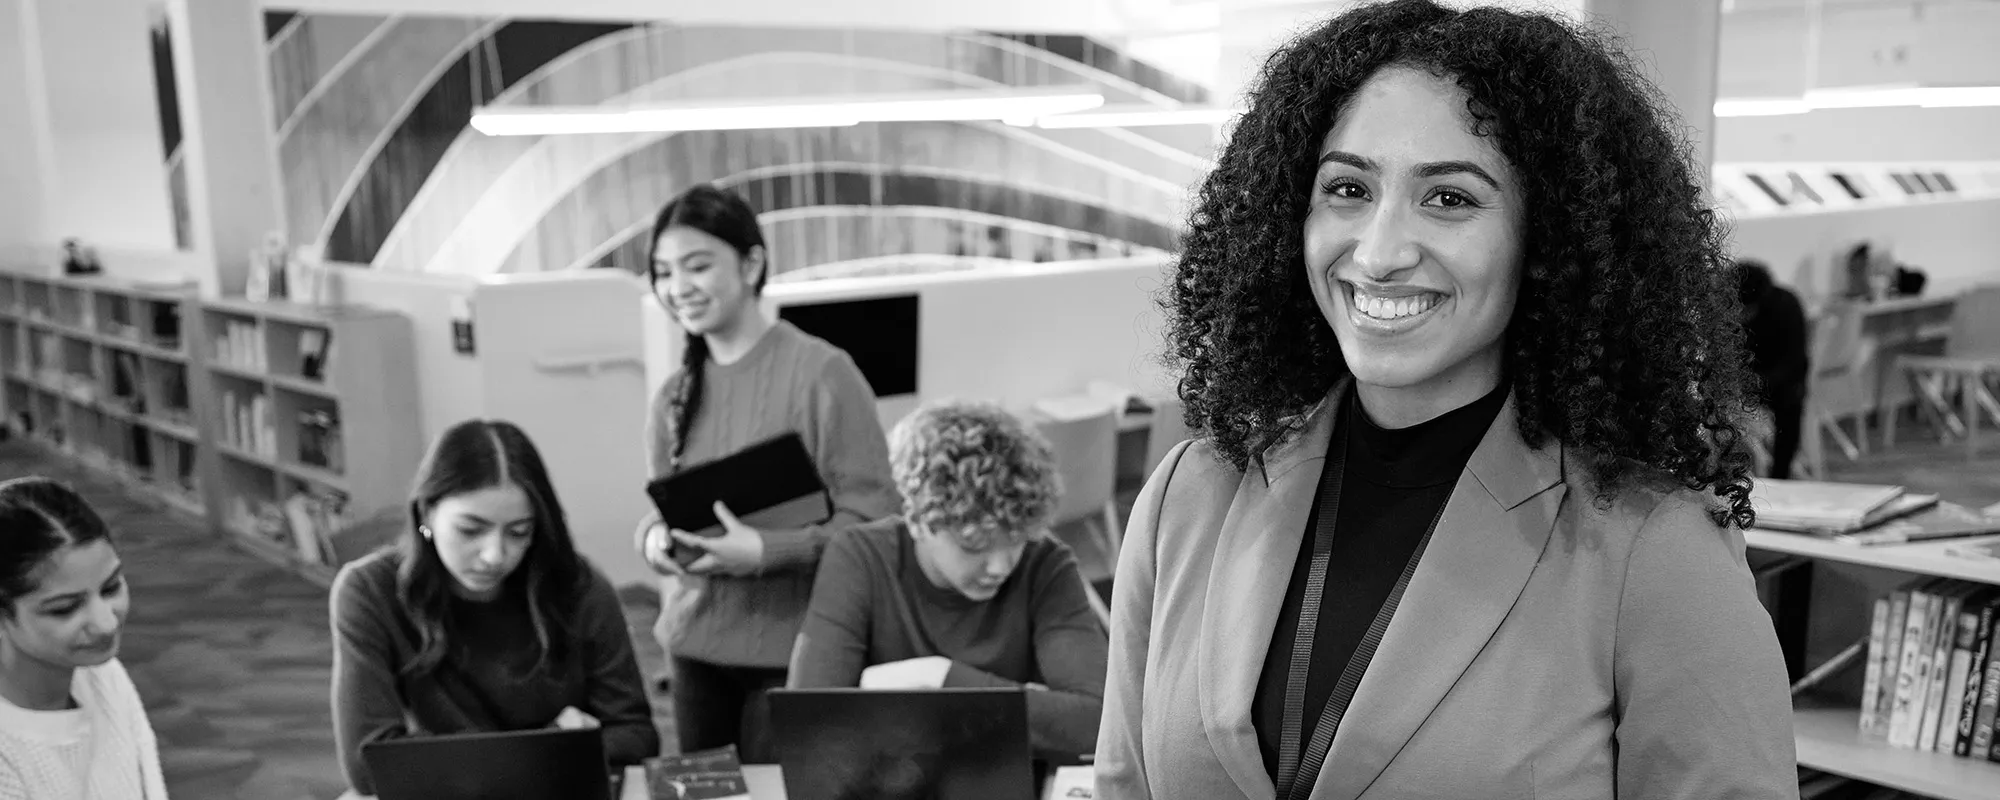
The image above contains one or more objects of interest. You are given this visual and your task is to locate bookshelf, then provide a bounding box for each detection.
[0,270,422,588]
[1749,530,2000,798]
[1794,704,2000,800]
[195,296,421,585]
[0,272,206,518]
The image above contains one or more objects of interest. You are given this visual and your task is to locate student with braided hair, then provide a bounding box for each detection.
[633,184,899,760]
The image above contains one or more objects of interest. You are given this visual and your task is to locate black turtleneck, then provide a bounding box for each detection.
[1254,383,1508,782]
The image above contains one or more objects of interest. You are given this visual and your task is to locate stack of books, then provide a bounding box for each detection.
[1750,478,2000,546]
[1856,578,2000,762]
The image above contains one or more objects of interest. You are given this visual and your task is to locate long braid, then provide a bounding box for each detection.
[667,333,709,474]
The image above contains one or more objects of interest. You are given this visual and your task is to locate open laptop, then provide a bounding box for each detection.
[361,727,613,800]
[768,687,1035,800]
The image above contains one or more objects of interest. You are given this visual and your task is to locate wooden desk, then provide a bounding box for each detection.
[621,764,787,800]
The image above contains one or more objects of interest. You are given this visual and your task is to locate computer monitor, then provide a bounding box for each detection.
[768,687,1035,800]
[778,294,920,398]
[360,727,612,800]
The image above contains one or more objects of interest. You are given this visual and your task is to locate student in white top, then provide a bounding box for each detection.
[0,477,168,800]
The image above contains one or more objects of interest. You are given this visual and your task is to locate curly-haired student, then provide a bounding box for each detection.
[1096,2,1795,799]
[788,401,1107,757]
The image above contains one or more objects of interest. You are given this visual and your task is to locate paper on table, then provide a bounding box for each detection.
[1044,765,1095,800]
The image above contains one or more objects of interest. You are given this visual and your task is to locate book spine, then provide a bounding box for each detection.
[1876,590,1911,737]
[1920,593,1963,751]
[1859,597,1891,736]
[1888,589,1932,748]
[1976,616,2000,758]
[1960,600,1992,756]
[1943,599,1983,754]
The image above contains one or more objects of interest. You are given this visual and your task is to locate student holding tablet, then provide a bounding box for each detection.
[0,477,169,800]
[635,184,899,760]
[330,420,657,798]
[788,401,1108,756]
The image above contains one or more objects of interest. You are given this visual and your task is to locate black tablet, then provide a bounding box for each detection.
[646,432,831,567]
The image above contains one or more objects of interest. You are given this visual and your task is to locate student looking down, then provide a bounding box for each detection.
[330,420,657,797]
[787,401,1109,756]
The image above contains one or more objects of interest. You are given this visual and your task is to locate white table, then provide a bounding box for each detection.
[619,763,1094,799]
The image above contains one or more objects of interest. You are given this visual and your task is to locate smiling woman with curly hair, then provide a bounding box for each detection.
[1096,2,1795,799]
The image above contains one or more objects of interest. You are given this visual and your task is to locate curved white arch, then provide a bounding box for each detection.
[312,17,505,250]
[420,54,1191,275]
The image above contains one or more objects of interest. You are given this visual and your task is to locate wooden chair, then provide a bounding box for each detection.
[1887,285,2000,459]
[1804,302,1875,475]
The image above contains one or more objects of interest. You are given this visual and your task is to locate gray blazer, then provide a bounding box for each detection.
[1096,386,1797,800]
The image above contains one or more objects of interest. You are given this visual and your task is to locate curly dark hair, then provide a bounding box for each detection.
[1166,0,1756,526]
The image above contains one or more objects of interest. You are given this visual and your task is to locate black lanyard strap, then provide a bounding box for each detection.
[1273,423,1448,800]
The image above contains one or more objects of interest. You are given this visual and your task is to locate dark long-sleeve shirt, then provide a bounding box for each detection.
[1253,384,1506,783]
[639,321,901,668]
[330,549,659,796]
[1746,284,1810,405]
[787,519,1109,755]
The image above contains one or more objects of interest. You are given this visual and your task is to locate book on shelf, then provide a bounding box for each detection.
[1857,576,2000,761]
[149,303,179,350]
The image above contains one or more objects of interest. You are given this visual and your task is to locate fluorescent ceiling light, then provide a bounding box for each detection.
[1714,98,1812,117]
[471,87,1106,137]
[1713,85,2000,118]
[1028,104,1236,129]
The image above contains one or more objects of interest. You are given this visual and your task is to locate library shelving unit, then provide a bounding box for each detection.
[0,272,206,517]
[1749,529,2000,800]
[196,296,421,585]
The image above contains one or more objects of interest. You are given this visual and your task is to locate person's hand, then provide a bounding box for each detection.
[640,522,688,577]
[670,502,765,577]
[552,706,600,730]
[860,656,953,690]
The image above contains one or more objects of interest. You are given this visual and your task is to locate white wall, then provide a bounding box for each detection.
[1717,107,2000,164]
[1728,198,2000,306]
[328,266,481,445]
[0,3,47,251]
[271,0,1154,33]
[643,256,1177,433]
[10,0,176,252]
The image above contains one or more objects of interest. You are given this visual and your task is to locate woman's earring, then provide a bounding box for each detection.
[420,525,433,540]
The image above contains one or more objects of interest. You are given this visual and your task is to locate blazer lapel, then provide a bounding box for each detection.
[1198,384,1343,800]
[1311,395,1567,800]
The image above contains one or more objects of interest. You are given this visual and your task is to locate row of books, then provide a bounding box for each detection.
[219,389,277,459]
[1857,577,2000,761]
[214,320,268,372]
[1750,477,2000,546]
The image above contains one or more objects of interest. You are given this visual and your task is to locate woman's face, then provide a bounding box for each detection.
[1303,65,1525,407]
[426,484,536,601]
[1,540,129,669]
[910,524,1028,602]
[652,226,762,337]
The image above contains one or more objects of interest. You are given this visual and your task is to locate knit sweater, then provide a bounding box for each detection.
[641,321,901,668]
[0,659,170,800]
[330,549,659,796]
